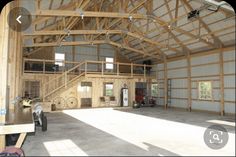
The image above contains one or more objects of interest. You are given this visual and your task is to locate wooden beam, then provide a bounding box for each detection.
[24,30,122,36]
[23,40,106,47]
[187,52,192,111]
[35,10,147,19]
[32,1,77,25]
[109,41,158,59]
[163,56,168,109]
[174,0,179,26]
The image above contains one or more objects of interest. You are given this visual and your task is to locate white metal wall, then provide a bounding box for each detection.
[157,50,235,114]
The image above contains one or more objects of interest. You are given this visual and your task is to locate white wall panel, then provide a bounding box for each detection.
[171,79,187,88]
[224,89,235,101]
[224,76,235,87]
[191,54,219,65]
[191,65,219,76]
[224,62,235,74]
[223,51,235,61]
[192,101,220,112]
[171,89,187,98]
[167,59,187,68]
[158,71,164,79]
[171,99,187,108]
[168,69,187,78]
[225,103,235,114]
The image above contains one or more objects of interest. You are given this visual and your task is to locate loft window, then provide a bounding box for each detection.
[198,81,212,100]
[104,83,113,96]
[105,57,114,70]
[151,83,158,97]
[55,53,65,66]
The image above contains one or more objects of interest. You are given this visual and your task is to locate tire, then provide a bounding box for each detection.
[42,116,47,132]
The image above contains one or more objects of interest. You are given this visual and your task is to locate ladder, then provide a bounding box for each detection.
[167,79,172,106]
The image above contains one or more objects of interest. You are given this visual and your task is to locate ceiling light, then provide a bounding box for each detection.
[129,15,133,22]
[80,13,84,20]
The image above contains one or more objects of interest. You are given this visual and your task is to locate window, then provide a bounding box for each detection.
[105,57,114,70]
[198,81,212,100]
[55,53,65,66]
[104,83,113,96]
[151,83,158,97]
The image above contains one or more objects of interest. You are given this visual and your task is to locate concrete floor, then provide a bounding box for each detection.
[22,107,235,156]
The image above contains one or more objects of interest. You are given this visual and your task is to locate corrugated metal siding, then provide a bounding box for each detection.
[157,51,235,114]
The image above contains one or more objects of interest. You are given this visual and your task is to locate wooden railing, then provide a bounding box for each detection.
[23,58,80,74]
[43,61,85,100]
[34,59,156,101]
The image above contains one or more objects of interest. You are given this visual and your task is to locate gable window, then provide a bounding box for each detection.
[105,57,114,70]
[104,83,113,96]
[55,53,65,66]
[198,81,212,100]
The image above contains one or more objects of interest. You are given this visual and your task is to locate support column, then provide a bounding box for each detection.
[0,3,10,151]
[219,48,225,116]
[164,56,168,109]
[187,52,192,112]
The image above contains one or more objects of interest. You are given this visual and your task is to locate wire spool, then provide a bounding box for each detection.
[66,97,78,109]
[53,97,66,110]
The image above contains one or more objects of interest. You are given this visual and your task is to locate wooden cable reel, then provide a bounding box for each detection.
[66,97,78,109]
[53,97,66,110]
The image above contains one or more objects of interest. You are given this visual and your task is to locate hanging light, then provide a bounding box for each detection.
[80,13,84,20]
[129,15,133,22]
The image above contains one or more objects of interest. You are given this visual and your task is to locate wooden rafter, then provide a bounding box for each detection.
[181,0,223,47]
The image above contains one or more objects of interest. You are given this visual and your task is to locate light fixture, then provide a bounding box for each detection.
[80,13,84,20]
[129,15,133,22]
[168,25,171,29]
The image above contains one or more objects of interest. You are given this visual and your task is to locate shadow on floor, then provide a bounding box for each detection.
[114,106,235,134]
[22,112,179,156]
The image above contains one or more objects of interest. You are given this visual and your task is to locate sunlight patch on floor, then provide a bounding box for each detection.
[63,108,235,156]
[207,119,235,127]
[43,139,87,156]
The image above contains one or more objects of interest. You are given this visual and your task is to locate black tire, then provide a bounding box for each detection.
[42,115,47,132]
[40,111,44,120]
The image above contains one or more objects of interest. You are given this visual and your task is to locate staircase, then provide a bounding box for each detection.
[42,61,86,101]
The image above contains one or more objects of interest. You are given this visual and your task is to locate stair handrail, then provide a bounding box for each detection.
[43,61,85,88]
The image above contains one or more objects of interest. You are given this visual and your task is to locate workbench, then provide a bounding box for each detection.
[0,105,35,149]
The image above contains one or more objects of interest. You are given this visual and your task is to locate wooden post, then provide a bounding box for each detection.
[43,60,45,74]
[85,61,87,74]
[97,45,100,71]
[117,62,119,76]
[219,48,225,116]
[22,58,25,74]
[144,64,146,79]
[164,56,168,109]
[131,63,133,77]
[0,4,10,151]
[187,52,192,111]
[65,72,67,88]
[102,61,104,76]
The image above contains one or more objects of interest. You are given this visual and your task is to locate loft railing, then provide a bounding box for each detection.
[23,58,80,74]
[24,59,157,100]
